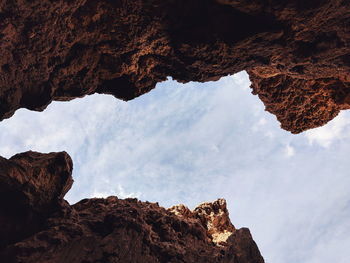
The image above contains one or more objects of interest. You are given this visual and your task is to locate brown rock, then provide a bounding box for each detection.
[169,199,237,247]
[194,199,236,246]
[0,151,73,248]
[0,151,264,263]
[249,73,350,133]
[0,0,349,132]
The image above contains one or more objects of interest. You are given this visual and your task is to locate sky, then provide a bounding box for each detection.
[0,71,350,262]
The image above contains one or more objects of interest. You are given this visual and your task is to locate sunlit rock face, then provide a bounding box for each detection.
[194,199,236,246]
[169,199,236,247]
[0,0,349,132]
[0,151,264,263]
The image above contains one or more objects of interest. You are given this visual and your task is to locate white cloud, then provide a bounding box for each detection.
[92,184,141,199]
[305,111,350,147]
[284,144,295,157]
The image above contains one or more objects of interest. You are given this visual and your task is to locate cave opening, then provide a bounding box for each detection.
[1,71,350,262]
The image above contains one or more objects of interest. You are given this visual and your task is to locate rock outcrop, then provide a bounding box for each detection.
[0,151,73,248]
[0,0,349,132]
[0,151,264,263]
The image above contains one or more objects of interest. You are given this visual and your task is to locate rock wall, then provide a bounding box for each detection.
[0,0,349,132]
[0,151,264,263]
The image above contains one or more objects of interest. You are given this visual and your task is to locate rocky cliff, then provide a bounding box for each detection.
[0,151,264,263]
[0,0,349,133]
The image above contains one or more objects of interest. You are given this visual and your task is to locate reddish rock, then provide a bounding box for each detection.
[0,151,73,248]
[0,151,264,263]
[169,199,237,247]
[0,0,349,132]
[250,74,350,133]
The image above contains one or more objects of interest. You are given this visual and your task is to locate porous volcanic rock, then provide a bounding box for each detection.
[0,0,349,132]
[0,151,264,263]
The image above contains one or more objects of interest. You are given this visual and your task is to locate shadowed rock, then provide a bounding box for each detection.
[0,151,73,248]
[0,0,349,132]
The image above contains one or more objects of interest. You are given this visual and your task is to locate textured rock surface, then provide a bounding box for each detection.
[169,199,236,247]
[0,151,73,248]
[0,0,349,132]
[0,151,264,263]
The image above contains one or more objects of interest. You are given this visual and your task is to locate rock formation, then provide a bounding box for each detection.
[0,151,73,250]
[0,0,349,133]
[1,0,349,262]
[0,151,264,263]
